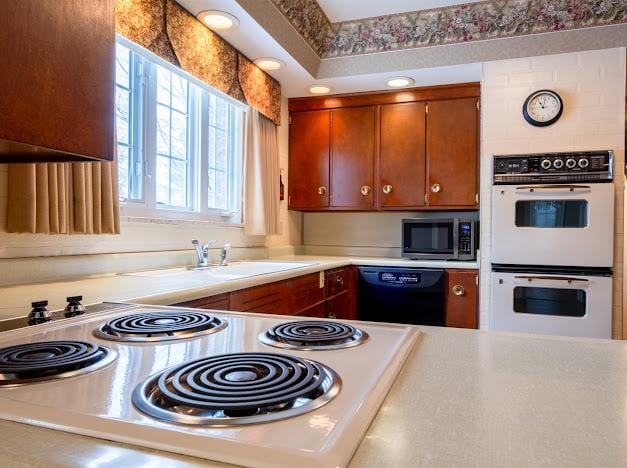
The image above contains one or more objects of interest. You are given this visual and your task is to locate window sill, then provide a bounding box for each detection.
[120,207,243,228]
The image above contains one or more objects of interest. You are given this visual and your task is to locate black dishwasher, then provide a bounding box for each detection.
[358,267,445,326]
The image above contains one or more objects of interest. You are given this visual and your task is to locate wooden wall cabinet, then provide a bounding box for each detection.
[288,84,480,211]
[0,0,115,162]
[426,98,479,208]
[444,269,479,329]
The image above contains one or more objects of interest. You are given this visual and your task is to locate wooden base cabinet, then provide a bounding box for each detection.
[445,269,479,329]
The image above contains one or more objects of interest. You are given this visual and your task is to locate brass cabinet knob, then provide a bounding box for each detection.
[317,186,327,196]
[452,285,465,296]
[382,184,393,194]
[360,185,372,196]
[431,183,441,193]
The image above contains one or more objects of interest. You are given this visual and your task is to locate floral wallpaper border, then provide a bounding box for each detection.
[271,0,627,58]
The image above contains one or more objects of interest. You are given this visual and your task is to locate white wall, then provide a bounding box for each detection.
[0,97,302,284]
[480,47,626,337]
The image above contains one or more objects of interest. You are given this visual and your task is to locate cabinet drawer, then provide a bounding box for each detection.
[173,293,230,311]
[287,272,325,314]
[230,281,289,315]
[326,268,349,297]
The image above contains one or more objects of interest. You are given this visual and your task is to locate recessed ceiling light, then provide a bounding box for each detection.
[197,10,239,30]
[386,77,415,88]
[309,85,332,95]
[254,58,284,71]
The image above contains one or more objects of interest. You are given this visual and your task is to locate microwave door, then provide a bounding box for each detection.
[491,182,614,267]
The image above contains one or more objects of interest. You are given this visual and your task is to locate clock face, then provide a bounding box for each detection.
[523,90,563,127]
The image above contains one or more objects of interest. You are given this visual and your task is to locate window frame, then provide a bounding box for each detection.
[116,35,246,225]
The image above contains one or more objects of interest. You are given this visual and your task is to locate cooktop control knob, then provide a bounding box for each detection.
[28,300,52,325]
[552,158,564,169]
[540,159,552,170]
[578,158,590,169]
[565,158,577,169]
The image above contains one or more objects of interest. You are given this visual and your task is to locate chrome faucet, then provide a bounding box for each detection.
[191,239,215,268]
[219,243,231,267]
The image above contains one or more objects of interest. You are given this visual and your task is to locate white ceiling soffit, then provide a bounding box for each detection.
[317,0,485,22]
[174,0,481,97]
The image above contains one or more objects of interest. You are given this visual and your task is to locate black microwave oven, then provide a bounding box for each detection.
[402,218,478,260]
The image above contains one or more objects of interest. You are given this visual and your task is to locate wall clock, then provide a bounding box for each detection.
[522,89,563,127]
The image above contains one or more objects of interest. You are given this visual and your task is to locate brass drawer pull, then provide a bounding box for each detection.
[382,184,393,194]
[317,186,327,196]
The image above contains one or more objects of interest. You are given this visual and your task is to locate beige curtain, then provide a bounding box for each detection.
[243,109,280,236]
[7,162,120,234]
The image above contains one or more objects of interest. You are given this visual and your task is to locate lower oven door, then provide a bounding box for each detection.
[490,269,612,338]
[491,183,614,267]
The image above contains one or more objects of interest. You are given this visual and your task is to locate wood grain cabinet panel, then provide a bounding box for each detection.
[426,98,479,208]
[230,282,289,315]
[287,272,325,315]
[445,269,478,329]
[174,294,230,311]
[295,302,328,318]
[330,107,375,209]
[288,110,330,209]
[379,102,427,208]
[0,0,115,162]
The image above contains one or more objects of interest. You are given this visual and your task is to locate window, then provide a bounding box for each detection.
[115,37,244,222]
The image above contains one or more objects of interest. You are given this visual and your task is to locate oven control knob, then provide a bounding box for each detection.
[553,158,564,169]
[565,158,577,169]
[540,159,552,170]
[578,158,590,169]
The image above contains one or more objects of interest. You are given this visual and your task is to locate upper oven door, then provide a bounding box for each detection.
[402,219,457,259]
[491,183,614,267]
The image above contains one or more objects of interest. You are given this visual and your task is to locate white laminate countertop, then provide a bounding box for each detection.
[0,325,625,467]
[0,255,479,319]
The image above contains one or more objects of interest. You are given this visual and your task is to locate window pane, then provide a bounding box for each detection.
[115,45,130,89]
[156,104,170,155]
[215,170,227,209]
[207,169,216,209]
[117,145,129,200]
[157,67,171,106]
[156,155,170,205]
[170,160,188,207]
[214,130,228,171]
[171,110,188,159]
[171,74,188,113]
[115,86,130,145]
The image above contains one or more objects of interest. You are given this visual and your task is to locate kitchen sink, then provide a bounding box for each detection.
[122,261,317,281]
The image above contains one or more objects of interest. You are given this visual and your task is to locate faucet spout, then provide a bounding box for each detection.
[192,239,215,267]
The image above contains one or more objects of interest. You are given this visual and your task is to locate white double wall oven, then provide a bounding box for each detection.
[489,151,614,339]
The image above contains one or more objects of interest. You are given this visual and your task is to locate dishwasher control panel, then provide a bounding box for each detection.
[379,272,421,284]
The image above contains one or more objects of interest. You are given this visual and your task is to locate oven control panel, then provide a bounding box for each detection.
[493,150,613,184]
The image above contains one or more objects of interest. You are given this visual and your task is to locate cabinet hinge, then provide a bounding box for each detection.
[425,103,429,115]
[475,275,479,286]
[289,115,291,125]
[475,193,479,204]
[288,195,291,205]
[476,100,480,111]
[424,193,428,205]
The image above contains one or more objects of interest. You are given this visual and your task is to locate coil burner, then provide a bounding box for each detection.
[94,310,226,342]
[0,340,116,386]
[132,352,340,426]
[259,320,368,350]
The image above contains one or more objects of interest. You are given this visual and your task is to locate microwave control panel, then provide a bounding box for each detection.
[459,222,474,256]
[493,150,612,184]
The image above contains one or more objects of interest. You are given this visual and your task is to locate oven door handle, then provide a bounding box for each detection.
[515,185,591,193]
[514,275,589,284]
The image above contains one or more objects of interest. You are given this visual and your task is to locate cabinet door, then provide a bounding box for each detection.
[230,281,289,315]
[445,269,478,329]
[331,107,375,208]
[327,290,352,320]
[173,293,230,311]
[426,98,478,207]
[379,102,427,208]
[296,302,328,318]
[0,0,114,162]
[289,110,330,209]
[287,272,325,314]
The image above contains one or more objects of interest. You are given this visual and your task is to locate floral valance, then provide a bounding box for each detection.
[115,0,281,125]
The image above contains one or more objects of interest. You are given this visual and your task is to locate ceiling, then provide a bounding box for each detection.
[174,0,481,97]
[316,0,485,22]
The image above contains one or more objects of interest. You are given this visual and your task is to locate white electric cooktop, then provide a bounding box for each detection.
[0,304,419,468]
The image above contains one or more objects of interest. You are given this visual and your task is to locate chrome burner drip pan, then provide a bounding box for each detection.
[259,320,369,350]
[93,309,227,342]
[132,352,340,426]
[0,340,117,386]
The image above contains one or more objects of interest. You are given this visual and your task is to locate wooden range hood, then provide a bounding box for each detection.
[0,0,115,163]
